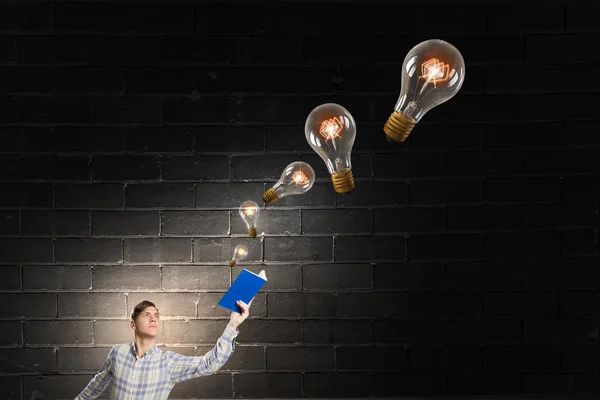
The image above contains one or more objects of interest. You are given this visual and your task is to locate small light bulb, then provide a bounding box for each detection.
[239,200,260,238]
[229,245,248,267]
[384,39,465,142]
[263,161,315,204]
[305,103,356,193]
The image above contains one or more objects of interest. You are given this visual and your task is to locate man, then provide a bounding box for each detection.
[75,298,252,399]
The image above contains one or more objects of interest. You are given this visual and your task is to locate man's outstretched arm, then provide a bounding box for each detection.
[168,322,239,383]
[74,347,114,400]
[168,299,251,383]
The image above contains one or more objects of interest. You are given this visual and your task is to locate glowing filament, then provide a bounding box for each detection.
[421,58,450,86]
[237,248,247,257]
[319,117,343,140]
[292,170,308,185]
[243,206,257,216]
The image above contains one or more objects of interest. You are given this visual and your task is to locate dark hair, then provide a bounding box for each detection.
[131,300,158,322]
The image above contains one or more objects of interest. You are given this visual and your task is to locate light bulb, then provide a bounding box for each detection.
[263,161,315,204]
[305,103,356,193]
[239,200,260,238]
[228,245,248,267]
[384,39,465,142]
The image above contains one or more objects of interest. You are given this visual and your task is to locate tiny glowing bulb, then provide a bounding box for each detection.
[263,161,315,204]
[229,245,248,267]
[239,200,260,238]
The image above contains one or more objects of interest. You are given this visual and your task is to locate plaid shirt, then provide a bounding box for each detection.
[75,324,239,400]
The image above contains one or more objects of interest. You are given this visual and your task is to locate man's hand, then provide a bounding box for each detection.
[229,299,252,330]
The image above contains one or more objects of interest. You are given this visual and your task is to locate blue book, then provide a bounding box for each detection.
[218,269,267,312]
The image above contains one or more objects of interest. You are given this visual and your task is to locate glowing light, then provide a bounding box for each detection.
[421,58,450,86]
[243,206,257,216]
[319,117,343,140]
[230,244,248,266]
[292,170,308,185]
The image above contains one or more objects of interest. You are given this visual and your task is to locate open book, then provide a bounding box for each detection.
[218,269,267,312]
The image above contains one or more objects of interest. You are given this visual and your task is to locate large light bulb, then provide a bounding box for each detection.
[239,200,260,238]
[228,245,248,267]
[384,39,465,142]
[305,103,356,193]
[263,161,315,204]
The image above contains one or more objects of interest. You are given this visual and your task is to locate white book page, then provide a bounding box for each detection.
[243,269,268,281]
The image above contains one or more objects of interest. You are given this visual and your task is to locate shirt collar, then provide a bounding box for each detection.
[131,342,160,358]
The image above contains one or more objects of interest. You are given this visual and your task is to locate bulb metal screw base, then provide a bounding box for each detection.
[263,187,280,204]
[384,111,416,143]
[331,169,354,193]
[248,227,257,238]
[228,260,236,268]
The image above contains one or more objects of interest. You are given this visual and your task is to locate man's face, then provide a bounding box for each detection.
[131,306,160,338]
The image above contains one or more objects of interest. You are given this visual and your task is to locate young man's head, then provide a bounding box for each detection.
[130,300,160,338]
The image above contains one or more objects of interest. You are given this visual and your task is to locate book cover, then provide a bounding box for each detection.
[218,269,267,312]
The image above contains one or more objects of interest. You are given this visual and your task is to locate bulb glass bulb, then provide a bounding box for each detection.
[305,103,355,175]
[239,200,259,229]
[264,161,315,204]
[384,39,465,142]
[229,244,248,267]
[305,103,356,193]
[396,39,464,121]
[274,161,315,197]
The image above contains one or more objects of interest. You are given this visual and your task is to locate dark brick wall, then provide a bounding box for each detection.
[0,1,599,398]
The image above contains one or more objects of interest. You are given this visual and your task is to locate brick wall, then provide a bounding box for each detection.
[0,1,599,398]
